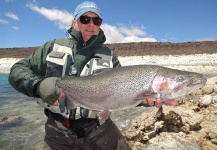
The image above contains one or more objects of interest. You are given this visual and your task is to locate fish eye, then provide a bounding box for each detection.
[176,76,184,82]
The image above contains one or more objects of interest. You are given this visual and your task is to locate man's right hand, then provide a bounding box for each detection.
[36,77,64,105]
[142,97,176,108]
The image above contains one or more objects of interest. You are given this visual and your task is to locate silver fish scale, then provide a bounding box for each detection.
[57,65,206,111]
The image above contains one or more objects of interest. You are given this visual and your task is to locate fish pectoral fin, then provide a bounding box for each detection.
[97,109,111,125]
[65,97,77,110]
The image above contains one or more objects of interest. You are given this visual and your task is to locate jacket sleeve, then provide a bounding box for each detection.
[8,41,52,97]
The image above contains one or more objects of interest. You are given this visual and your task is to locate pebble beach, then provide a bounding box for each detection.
[1,53,217,75]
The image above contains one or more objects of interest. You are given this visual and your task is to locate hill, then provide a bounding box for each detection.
[0,41,217,58]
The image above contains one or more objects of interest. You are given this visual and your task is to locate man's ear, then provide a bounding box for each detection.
[72,20,76,27]
[72,20,79,31]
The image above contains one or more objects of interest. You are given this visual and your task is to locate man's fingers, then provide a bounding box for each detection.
[155,98,162,108]
[147,97,155,106]
[142,97,176,108]
[142,98,148,104]
[58,92,65,100]
[164,100,176,105]
[53,100,59,106]
[142,97,158,107]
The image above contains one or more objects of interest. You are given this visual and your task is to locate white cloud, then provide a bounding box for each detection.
[118,24,147,36]
[101,24,156,43]
[5,12,19,20]
[11,26,19,30]
[197,37,216,41]
[26,3,157,43]
[101,24,124,43]
[0,19,9,24]
[26,3,73,29]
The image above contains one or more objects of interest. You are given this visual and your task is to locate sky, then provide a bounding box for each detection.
[0,0,217,48]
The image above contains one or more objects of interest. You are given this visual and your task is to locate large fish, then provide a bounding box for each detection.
[57,65,207,124]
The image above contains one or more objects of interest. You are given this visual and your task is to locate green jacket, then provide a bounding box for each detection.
[8,27,121,97]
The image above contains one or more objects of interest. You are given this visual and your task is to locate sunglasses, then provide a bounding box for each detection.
[79,16,102,26]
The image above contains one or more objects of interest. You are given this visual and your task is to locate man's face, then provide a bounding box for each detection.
[72,12,101,43]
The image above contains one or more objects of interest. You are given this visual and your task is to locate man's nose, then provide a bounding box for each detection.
[88,20,95,25]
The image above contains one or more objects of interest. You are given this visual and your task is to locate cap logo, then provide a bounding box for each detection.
[81,3,96,9]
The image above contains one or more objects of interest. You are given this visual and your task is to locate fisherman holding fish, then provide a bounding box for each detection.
[8,1,179,149]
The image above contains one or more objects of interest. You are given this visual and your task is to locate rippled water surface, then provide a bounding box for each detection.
[0,74,47,149]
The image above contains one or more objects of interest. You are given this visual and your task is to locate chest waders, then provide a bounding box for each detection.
[38,38,113,138]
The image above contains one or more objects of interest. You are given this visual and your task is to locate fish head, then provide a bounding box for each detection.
[152,70,207,100]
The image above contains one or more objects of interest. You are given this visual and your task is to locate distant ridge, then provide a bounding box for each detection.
[0,41,217,58]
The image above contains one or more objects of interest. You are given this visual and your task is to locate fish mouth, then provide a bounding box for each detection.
[174,75,207,92]
[165,76,207,100]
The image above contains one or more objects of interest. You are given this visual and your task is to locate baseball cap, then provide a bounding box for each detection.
[74,1,102,20]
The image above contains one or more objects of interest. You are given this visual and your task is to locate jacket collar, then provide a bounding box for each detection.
[68,27,106,50]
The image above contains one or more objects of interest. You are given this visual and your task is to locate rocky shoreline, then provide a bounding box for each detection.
[121,76,217,150]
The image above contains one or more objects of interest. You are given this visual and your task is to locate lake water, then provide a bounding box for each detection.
[0,74,47,149]
[0,74,153,150]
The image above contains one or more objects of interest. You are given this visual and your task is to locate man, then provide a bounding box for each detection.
[8,1,174,149]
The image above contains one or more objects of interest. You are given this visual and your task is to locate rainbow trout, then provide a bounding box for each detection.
[57,65,206,124]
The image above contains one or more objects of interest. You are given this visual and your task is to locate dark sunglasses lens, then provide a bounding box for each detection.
[80,16,90,24]
[93,18,102,26]
[80,16,102,26]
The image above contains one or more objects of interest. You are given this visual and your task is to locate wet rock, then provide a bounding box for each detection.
[0,116,21,124]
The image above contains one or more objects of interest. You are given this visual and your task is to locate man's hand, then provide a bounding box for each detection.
[142,97,176,108]
[53,92,66,106]
[36,77,64,105]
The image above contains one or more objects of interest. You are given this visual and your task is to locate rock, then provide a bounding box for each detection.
[131,132,200,150]
[124,106,203,149]
[191,89,203,96]
[201,95,212,106]
[0,116,21,125]
[212,95,217,103]
[213,85,217,93]
[125,110,158,141]
[163,107,202,133]
[208,125,217,144]
[206,77,217,85]
[202,85,213,95]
